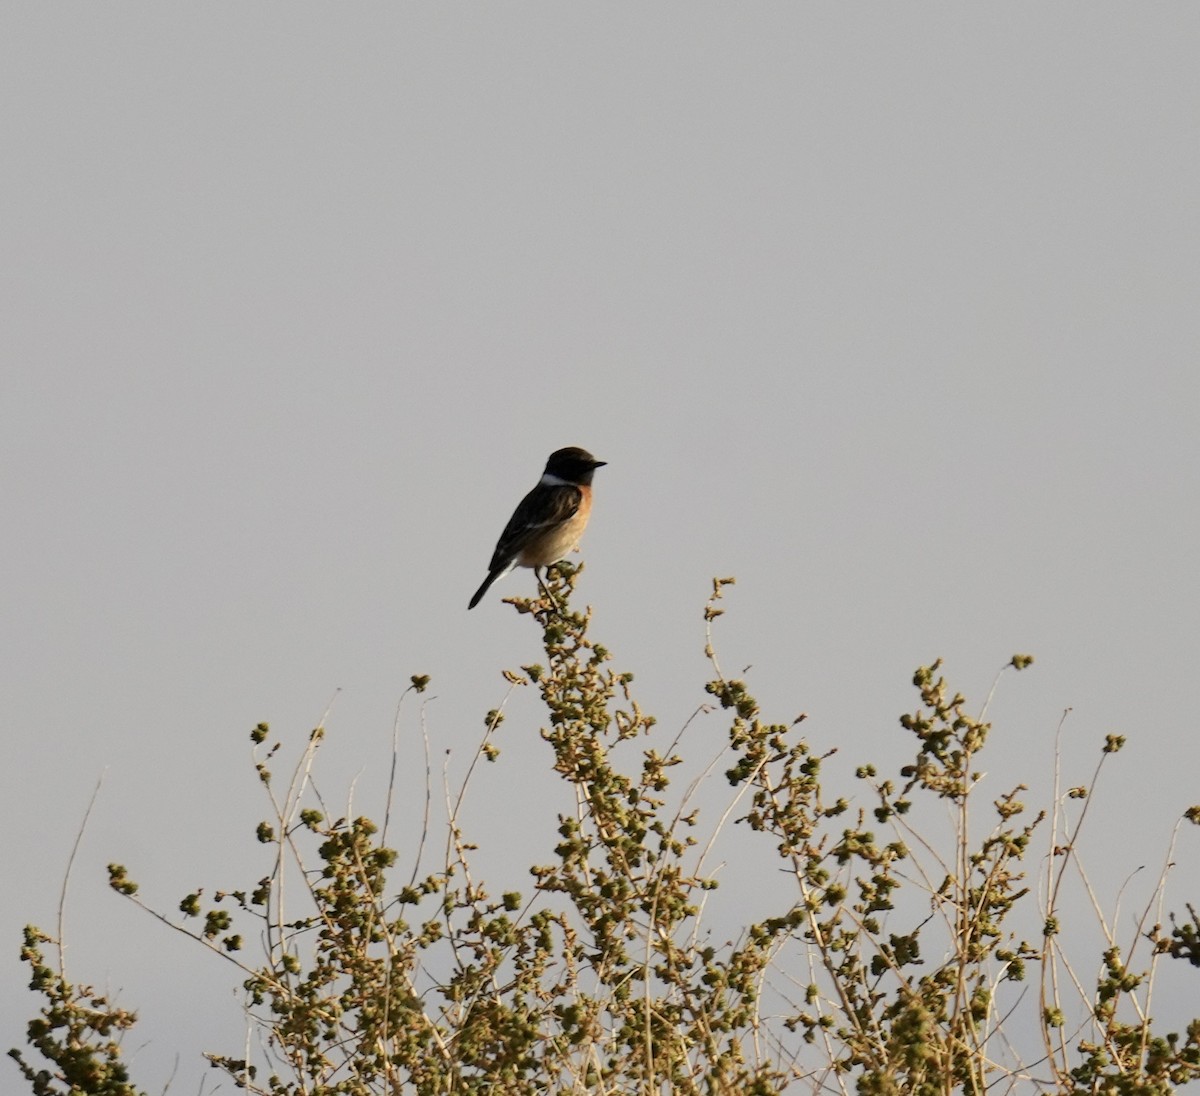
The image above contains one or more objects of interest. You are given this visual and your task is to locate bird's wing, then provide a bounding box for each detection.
[487,484,582,571]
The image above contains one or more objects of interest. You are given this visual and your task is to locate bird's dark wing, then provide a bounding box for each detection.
[487,484,582,571]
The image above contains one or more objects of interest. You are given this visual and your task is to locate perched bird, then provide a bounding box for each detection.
[468,446,607,610]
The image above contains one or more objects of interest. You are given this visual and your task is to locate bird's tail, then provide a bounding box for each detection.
[468,570,501,610]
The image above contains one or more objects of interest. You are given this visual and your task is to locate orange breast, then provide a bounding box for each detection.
[516,490,592,567]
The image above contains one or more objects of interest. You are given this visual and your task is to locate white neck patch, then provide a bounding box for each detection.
[540,472,571,486]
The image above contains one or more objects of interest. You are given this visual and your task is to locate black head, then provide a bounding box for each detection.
[544,446,607,485]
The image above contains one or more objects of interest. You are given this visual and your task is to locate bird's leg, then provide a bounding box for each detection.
[535,567,563,613]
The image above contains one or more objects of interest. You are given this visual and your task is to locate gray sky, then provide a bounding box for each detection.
[3,5,1199,1087]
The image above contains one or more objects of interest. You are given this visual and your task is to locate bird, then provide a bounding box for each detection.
[468,446,607,610]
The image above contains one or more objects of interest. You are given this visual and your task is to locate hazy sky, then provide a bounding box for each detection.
[3,6,1198,1088]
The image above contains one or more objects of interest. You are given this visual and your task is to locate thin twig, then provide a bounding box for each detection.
[57,771,107,979]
